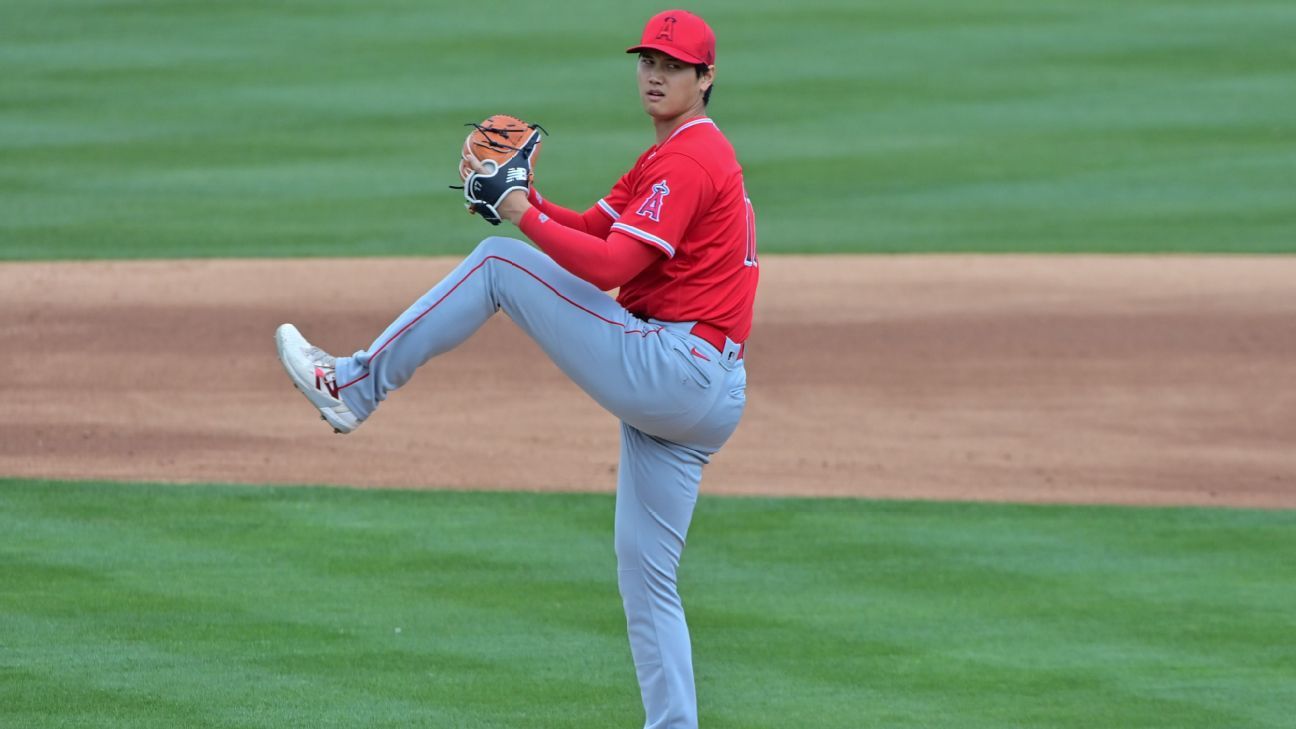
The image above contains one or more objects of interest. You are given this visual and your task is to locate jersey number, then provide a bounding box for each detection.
[743,187,759,268]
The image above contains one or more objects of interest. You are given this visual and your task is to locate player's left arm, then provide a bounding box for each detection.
[525,163,637,238]
[511,152,713,289]
[603,152,714,260]
[519,213,661,290]
[480,183,656,290]
[526,189,616,237]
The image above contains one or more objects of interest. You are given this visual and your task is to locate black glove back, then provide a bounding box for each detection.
[463,130,542,225]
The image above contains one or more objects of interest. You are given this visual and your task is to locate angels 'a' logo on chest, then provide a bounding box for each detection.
[636,179,670,222]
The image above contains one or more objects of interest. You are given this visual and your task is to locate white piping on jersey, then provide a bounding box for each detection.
[610,118,713,249]
[744,197,758,268]
[664,117,715,146]
[647,117,716,161]
[611,222,676,258]
[597,198,620,220]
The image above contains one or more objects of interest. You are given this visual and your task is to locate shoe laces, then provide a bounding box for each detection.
[305,346,336,371]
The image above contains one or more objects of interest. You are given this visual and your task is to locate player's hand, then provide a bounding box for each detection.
[461,146,484,179]
[456,114,542,226]
[461,148,528,224]
[496,190,530,226]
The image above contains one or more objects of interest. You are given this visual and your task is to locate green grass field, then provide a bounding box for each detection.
[2,0,1294,259]
[2,479,1294,728]
[5,3,1296,726]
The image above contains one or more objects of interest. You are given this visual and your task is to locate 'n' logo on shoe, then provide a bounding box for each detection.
[315,367,339,399]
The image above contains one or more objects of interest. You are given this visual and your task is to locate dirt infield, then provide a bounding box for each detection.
[4,256,1294,508]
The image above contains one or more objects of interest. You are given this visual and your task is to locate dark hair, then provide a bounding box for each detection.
[694,63,713,105]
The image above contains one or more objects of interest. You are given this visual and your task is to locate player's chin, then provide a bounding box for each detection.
[642,99,675,119]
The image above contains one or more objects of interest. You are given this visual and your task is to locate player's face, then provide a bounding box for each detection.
[638,50,711,120]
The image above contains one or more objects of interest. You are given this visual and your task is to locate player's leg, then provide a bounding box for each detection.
[615,421,708,729]
[330,236,719,433]
[279,233,749,729]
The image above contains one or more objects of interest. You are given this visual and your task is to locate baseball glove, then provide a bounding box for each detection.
[453,114,545,225]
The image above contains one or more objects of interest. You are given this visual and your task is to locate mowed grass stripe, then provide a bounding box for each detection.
[1,0,1293,259]
[2,479,1293,728]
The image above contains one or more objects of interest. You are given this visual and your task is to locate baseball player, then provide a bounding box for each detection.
[275,10,756,728]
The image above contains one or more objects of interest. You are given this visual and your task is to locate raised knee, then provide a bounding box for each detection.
[474,236,529,259]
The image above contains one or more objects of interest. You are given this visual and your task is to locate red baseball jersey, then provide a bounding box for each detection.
[597,117,758,343]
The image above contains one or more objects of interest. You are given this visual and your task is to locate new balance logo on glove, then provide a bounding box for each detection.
[505,168,528,183]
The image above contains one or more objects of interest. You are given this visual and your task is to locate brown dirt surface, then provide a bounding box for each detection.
[4,256,1294,508]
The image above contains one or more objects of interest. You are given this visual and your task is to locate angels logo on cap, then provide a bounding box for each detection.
[655,16,676,41]
[627,9,716,66]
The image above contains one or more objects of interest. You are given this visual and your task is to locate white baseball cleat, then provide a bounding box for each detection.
[274,323,359,434]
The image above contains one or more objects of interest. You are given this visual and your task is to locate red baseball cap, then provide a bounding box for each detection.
[626,9,716,66]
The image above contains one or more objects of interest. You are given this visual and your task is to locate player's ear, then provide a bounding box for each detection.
[696,64,715,91]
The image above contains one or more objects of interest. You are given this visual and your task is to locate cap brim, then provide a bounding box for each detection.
[626,43,706,65]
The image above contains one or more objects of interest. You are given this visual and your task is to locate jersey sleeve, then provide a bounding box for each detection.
[597,169,635,223]
[608,153,713,259]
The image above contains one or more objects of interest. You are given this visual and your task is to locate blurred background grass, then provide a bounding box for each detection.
[4,479,1294,728]
[2,0,1293,259]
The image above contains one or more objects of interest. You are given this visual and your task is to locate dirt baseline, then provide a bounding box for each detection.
[4,256,1294,508]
